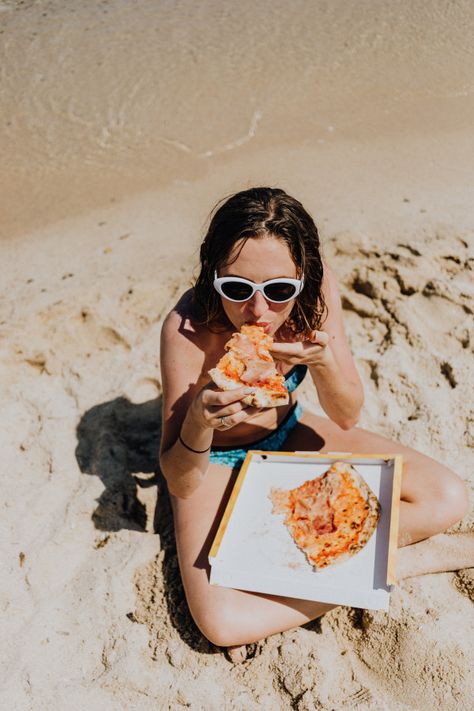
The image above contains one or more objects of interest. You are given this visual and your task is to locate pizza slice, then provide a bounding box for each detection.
[208,324,289,408]
[269,461,381,570]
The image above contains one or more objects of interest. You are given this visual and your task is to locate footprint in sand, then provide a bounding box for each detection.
[77,309,132,351]
[342,686,373,707]
[452,568,474,603]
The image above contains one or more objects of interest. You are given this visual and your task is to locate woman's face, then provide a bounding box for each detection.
[217,236,299,336]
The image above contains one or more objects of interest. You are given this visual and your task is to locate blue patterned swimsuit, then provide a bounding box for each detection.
[209,364,308,469]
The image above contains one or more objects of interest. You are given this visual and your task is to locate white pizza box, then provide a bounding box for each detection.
[208,452,403,611]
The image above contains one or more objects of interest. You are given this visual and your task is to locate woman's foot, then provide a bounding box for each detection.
[225,644,248,663]
[397,532,474,579]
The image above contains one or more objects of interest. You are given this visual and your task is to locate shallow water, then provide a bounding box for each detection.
[1,0,474,239]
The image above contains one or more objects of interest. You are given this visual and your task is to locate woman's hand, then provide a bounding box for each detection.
[188,383,262,431]
[270,329,331,367]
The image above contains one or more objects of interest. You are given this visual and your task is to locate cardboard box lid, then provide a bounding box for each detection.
[209,452,403,611]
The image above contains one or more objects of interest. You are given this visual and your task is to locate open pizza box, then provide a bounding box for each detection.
[209,452,403,611]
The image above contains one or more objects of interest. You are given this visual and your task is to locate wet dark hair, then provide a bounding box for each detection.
[193,186,327,334]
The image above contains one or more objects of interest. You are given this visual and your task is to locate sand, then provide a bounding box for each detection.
[1,1,474,710]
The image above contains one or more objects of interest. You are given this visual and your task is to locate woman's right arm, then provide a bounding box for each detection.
[159,309,255,499]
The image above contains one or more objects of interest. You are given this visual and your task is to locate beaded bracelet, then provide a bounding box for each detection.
[178,433,211,454]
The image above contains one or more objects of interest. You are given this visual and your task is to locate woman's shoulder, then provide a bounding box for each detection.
[160,290,229,393]
[161,289,224,351]
[162,289,199,339]
[162,288,193,325]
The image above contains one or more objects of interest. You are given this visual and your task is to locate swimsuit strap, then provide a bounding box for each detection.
[284,364,308,394]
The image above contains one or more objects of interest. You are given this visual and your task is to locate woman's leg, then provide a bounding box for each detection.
[170,465,339,650]
[284,410,470,547]
[169,413,471,656]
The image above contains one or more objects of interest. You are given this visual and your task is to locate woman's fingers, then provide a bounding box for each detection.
[309,330,329,346]
[211,399,253,418]
[210,393,263,429]
[198,383,260,429]
[270,341,308,361]
[270,331,329,362]
[214,405,262,430]
[202,384,255,407]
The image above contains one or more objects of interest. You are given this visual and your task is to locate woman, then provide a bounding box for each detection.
[159,187,470,662]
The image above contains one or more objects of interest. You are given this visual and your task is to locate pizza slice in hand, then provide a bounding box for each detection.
[269,461,381,570]
[208,324,289,407]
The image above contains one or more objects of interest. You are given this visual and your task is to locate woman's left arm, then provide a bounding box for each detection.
[271,262,364,430]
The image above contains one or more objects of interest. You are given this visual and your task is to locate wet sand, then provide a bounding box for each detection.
[2,0,474,239]
[1,1,474,709]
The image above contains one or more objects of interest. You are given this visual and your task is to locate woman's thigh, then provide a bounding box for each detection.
[169,463,243,622]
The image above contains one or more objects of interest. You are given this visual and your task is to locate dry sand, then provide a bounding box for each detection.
[1,1,474,710]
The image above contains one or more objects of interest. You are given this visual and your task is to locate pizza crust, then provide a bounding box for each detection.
[208,367,289,407]
[339,462,381,560]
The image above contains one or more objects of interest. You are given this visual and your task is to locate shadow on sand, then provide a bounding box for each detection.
[75,395,214,654]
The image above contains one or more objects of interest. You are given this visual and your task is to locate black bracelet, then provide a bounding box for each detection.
[178,433,211,454]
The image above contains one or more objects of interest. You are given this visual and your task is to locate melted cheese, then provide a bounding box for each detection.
[284,469,370,567]
[218,326,287,392]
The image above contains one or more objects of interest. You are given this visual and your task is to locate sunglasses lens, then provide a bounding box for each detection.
[263,282,298,302]
[220,281,254,301]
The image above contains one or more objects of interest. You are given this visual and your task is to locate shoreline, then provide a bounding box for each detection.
[3,121,474,255]
[2,1,474,242]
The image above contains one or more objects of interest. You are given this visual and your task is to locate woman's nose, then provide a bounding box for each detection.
[245,289,269,318]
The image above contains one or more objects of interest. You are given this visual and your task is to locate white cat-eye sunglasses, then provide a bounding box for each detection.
[213,271,304,303]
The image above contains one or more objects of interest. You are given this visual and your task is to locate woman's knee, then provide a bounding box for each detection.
[432,468,470,527]
[191,599,245,648]
[183,583,243,647]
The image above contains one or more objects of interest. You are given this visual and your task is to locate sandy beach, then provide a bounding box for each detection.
[1,1,474,709]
